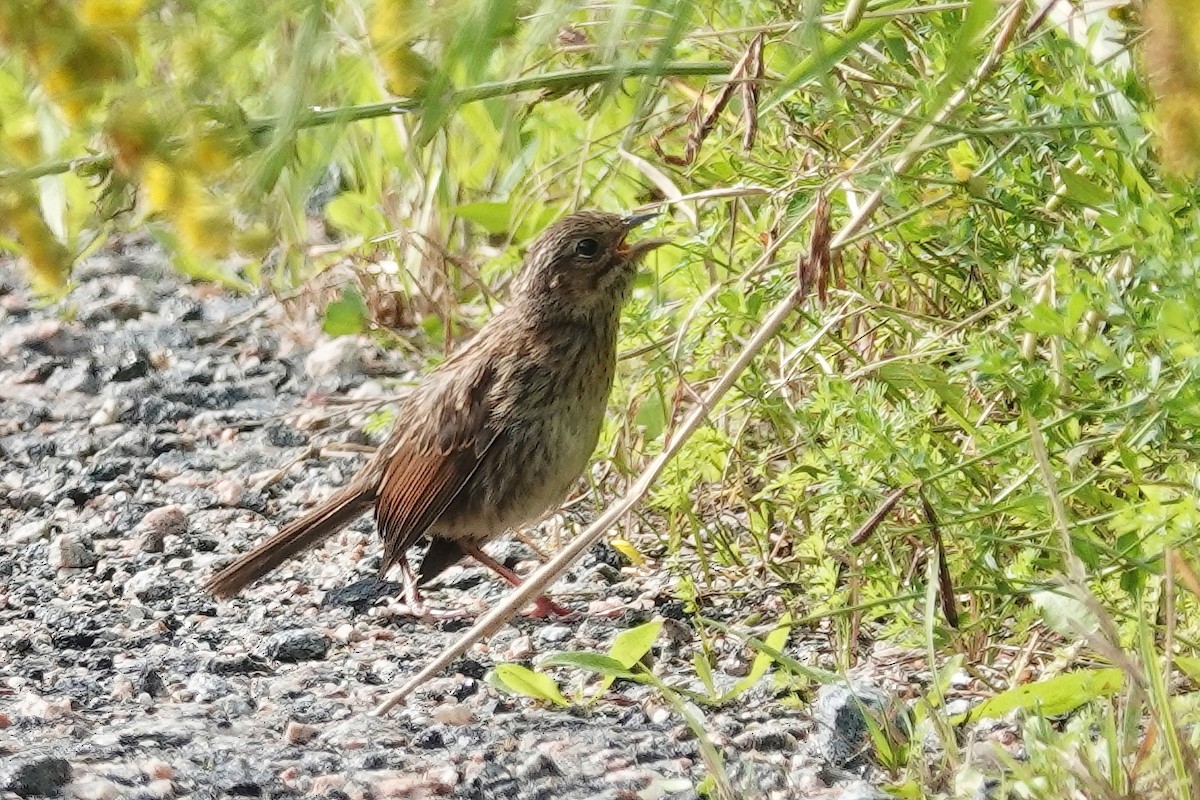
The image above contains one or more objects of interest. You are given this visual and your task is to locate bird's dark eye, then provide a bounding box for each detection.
[575,238,601,258]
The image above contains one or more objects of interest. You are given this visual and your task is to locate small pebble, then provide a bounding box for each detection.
[284,720,320,745]
[123,567,172,602]
[213,479,244,507]
[13,692,72,721]
[537,624,572,644]
[305,338,362,381]
[66,776,121,800]
[506,633,533,660]
[431,701,473,726]
[310,775,345,795]
[48,533,96,569]
[89,398,121,426]
[136,506,189,550]
[141,759,175,780]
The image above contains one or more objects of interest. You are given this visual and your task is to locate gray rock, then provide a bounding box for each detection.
[261,628,330,662]
[123,567,172,602]
[517,753,562,780]
[537,624,573,644]
[810,682,910,769]
[304,337,362,381]
[837,780,895,800]
[733,725,800,753]
[48,534,97,570]
[185,672,233,702]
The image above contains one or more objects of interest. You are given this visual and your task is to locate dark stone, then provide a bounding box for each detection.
[448,678,479,702]
[584,540,626,570]
[86,458,133,482]
[733,726,800,753]
[322,578,403,614]
[207,654,272,676]
[263,422,309,448]
[108,350,152,382]
[811,682,910,769]
[657,600,687,620]
[1,755,71,797]
[213,758,272,797]
[411,727,444,749]
[130,664,165,698]
[122,396,186,425]
[452,658,487,681]
[465,762,518,798]
[261,629,329,663]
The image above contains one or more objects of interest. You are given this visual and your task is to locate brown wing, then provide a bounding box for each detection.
[373,357,499,574]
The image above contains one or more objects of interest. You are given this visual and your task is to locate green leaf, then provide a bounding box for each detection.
[540,652,639,679]
[1023,302,1068,335]
[1058,169,1111,209]
[874,362,974,434]
[944,0,995,91]
[455,201,513,234]
[609,620,663,668]
[490,664,568,706]
[723,614,793,701]
[634,391,668,443]
[693,652,716,697]
[1177,656,1200,683]
[322,286,369,337]
[1033,588,1101,639]
[324,192,389,239]
[701,616,839,684]
[963,668,1124,723]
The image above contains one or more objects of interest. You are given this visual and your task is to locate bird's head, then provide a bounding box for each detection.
[512,210,668,318]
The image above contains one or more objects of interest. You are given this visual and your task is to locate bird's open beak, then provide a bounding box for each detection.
[619,211,669,259]
[622,212,660,229]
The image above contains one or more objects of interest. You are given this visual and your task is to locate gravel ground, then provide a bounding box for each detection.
[0,246,932,799]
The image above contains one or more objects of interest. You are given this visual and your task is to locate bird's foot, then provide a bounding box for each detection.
[522,595,575,619]
[383,600,476,622]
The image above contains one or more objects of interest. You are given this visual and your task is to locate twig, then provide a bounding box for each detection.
[848,484,912,546]
[0,61,732,185]
[830,0,1025,250]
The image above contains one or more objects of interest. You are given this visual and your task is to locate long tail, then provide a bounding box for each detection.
[204,480,375,598]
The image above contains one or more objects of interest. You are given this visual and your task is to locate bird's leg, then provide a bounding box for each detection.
[457,541,572,618]
[389,558,476,621]
[396,557,426,615]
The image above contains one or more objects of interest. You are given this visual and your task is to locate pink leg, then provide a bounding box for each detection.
[458,541,573,618]
[397,558,425,613]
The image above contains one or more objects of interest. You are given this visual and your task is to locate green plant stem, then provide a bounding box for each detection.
[0,61,732,186]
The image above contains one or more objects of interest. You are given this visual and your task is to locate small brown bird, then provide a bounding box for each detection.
[204,210,666,616]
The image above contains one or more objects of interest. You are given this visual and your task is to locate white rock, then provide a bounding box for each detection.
[89,398,121,426]
[10,519,51,545]
[305,338,363,381]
